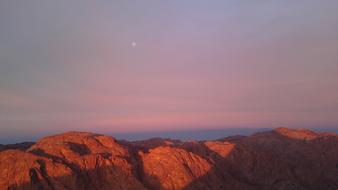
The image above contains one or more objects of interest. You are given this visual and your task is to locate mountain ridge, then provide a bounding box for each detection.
[0,128,337,190]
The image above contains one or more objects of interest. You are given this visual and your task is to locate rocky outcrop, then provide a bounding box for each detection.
[0,128,337,190]
[140,146,212,190]
[0,132,146,190]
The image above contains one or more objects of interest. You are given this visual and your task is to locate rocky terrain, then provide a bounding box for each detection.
[0,128,337,190]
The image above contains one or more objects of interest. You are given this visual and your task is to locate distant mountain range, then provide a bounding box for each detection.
[0,127,337,190]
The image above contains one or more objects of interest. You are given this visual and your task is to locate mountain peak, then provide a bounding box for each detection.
[0,128,337,190]
[274,127,319,140]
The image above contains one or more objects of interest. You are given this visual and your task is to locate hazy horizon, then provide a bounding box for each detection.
[1,127,338,144]
[1,1,338,142]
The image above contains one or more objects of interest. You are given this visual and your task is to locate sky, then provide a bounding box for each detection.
[1,0,338,143]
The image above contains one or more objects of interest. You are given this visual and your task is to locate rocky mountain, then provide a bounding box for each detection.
[0,128,337,190]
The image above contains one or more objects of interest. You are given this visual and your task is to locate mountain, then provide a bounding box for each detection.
[0,128,337,190]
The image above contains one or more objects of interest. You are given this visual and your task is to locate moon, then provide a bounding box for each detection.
[131,42,137,48]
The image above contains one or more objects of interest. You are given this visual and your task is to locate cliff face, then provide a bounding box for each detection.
[0,128,337,190]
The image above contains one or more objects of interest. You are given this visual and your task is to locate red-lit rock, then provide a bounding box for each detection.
[0,128,337,190]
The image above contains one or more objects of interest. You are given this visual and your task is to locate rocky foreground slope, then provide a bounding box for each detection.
[0,128,337,190]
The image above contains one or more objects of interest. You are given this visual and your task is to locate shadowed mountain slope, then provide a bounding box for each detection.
[0,128,337,190]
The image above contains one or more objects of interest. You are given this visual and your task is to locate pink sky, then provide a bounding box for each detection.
[0,0,338,141]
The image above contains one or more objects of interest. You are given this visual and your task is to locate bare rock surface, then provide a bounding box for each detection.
[0,128,337,190]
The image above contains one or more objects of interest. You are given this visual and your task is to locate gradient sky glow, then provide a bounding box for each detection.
[1,0,338,142]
